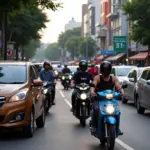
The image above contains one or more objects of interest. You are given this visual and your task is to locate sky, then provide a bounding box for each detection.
[40,0,87,44]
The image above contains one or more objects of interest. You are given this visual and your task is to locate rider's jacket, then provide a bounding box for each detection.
[40,70,54,82]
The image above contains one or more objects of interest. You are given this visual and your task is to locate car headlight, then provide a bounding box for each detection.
[9,89,28,102]
[44,89,48,94]
[106,94,113,99]
[106,105,115,114]
[80,93,87,100]
[69,75,72,79]
[62,76,65,80]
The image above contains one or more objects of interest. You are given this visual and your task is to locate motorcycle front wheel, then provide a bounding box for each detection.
[107,124,116,150]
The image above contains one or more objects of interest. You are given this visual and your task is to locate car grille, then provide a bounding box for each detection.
[0,97,6,107]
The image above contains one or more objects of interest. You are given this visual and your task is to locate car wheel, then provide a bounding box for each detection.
[137,98,145,114]
[36,109,45,128]
[122,96,128,104]
[23,110,34,138]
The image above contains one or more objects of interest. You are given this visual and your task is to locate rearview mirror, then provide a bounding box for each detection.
[129,78,135,83]
[32,79,43,86]
[147,80,150,85]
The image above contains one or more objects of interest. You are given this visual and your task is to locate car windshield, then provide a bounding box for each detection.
[69,66,77,73]
[0,64,27,84]
[138,68,144,77]
[116,67,134,76]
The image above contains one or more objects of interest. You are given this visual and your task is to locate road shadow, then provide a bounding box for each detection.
[87,143,108,150]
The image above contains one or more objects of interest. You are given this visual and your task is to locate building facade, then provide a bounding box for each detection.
[65,18,81,31]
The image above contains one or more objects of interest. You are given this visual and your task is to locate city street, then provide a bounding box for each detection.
[0,81,150,150]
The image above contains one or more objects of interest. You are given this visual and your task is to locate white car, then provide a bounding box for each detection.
[111,65,137,85]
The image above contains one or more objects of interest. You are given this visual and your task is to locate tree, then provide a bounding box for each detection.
[58,27,81,48]
[122,0,150,64]
[24,39,40,59]
[45,43,61,61]
[65,36,84,59]
[80,37,97,58]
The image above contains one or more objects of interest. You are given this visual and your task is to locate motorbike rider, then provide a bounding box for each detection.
[70,60,93,112]
[90,61,124,135]
[40,61,56,105]
[62,64,71,74]
[88,63,98,77]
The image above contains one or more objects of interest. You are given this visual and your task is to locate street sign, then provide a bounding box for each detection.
[113,36,127,52]
[7,49,13,57]
[100,50,116,55]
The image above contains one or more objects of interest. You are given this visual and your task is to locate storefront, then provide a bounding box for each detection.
[129,52,148,67]
[105,53,126,65]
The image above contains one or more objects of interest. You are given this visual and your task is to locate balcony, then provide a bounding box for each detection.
[96,30,107,38]
[107,11,119,20]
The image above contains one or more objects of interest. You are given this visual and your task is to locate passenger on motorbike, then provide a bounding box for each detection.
[40,61,56,105]
[90,61,124,135]
[70,60,93,112]
[62,64,71,74]
[88,63,98,77]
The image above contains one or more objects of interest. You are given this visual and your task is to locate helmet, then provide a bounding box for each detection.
[100,61,112,77]
[79,60,88,71]
[64,64,67,67]
[43,61,51,68]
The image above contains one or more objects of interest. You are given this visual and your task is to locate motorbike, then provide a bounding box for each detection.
[73,83,91,127]
[43,81,56,113]
[89,90,120,150]
[61,73,72,90]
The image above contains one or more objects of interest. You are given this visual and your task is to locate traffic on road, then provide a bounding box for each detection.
[0,61,149,150]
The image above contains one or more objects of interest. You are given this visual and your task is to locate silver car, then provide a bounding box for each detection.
[122,67,145,104]
[136,67,150,114]
[111,65,137,85]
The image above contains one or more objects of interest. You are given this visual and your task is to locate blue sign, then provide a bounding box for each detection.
[100,50,116,55]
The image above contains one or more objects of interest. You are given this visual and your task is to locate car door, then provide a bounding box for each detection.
[138,70,149,106]
[143,70,150,108]
[128,70,137,100]
[31,66,43,118]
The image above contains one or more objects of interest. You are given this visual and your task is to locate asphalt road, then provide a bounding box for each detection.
[0,81,150,150]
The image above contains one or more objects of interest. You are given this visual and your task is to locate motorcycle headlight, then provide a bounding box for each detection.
[9,89,28,102]
[62,76,65,80]
[80,93,87,100]
[69,75,72,79]
[106,105,115,114]
[80,87,88,91]
[106,94,113,99]
[44,89,48,94]
[54,71,58,75]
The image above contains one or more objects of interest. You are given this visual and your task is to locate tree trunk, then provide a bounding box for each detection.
[21,45,24,61]
[2,12,7,60]
[148,45,150,66]
[15,44,19,61]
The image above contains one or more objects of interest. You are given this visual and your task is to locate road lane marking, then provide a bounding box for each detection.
[60,91,65,98]
[60,92,135,150]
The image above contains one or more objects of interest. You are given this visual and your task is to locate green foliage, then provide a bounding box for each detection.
[80,37,97,57]
[65,36,84,59]
[24,39,40,59]
[122,0,150,46]
[8,5,48,45]
[58,27,81,48]
[44,43,61,61]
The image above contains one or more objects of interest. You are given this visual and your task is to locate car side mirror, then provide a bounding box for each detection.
[129,78,135,83]
[147,80,150,85]
[122,84,128,89]
[32,79,43,86]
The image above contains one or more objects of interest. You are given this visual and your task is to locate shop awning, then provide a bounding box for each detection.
[105,53,125,61]
[96,55,104,60]
[129,52,148,60]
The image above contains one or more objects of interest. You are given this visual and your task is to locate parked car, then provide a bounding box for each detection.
[136,67,150,114]
[122,67,145,104]
[111,65,137,85]
[0,61,45,137]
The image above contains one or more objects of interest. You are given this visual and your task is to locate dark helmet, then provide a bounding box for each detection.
[64,64,67,67]
[100,61,112,77]
[43,61,51,68]
[79,60,88,71]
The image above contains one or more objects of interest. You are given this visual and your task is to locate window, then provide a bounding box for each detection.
[111,68,116,76]
[30,66,38,80]
[141,70,149,80]
[146,70,150,80]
